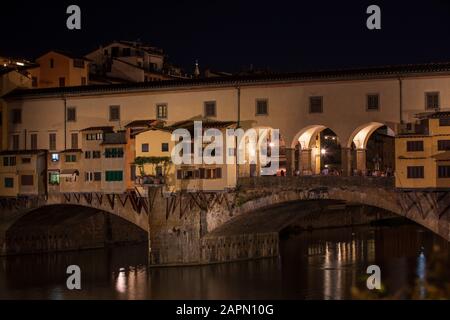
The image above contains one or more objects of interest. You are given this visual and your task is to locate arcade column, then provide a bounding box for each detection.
[300,148,312,175]
[285,148,296,176]
[356,148,367,173]
[341,147,352,176]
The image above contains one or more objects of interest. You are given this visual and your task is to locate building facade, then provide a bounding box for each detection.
[86,41,188,84]
[395,112,450,190]
[28,51,90,88]
[4,63,450,194]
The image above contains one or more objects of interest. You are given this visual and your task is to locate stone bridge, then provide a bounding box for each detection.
[1,177,450,265]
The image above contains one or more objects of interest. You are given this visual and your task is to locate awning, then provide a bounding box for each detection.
[60,169,79,177]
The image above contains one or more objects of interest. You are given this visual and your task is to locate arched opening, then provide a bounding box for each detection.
[291,125,342,175]
[4,205,148,255]
[347,123,396,175]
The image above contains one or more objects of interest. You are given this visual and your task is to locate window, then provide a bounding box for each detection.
[48,172,60,185]
[440,118,450,126]
[177,170,198,180]
[161,143,169,152]
[51,153,59,162]
[73,59,85,68]
[85,172,95,182]
[12,134,19,150]
[94,172,102,181]
[59,77,66,87]
[367,94,379,111]
[21,158,31,164]
[198,168,222,179]
[156,104,168,119]
[71,133,78,149]
[50,58,54,68]
[21,175,33,186]
[155,166,163,177]
[256,99,268,115]
[407,166,424,179]
[426,92,440,110]
[406,141,424,152]
[65,154,77,162]
[438,140,450,151]
[85,151,91,159]
[111,47,119,57]
[4,178,14,188]
[67,107,76,122]
[32,77,38,87]
[31,134,38,150]
[438,166,450,178]
[309,96,323,113]
[105,171,123,182]
[86,133,103,141]
[142,143,149,152]
[204,101,217,117]
[93,151,101,159]
[81,77,87,85]
[123,48,131,56]
[49,133,57,150]
[12,109,21,124]
[3,156,16,166]
[109,105,120,121]
[105,148,124,158]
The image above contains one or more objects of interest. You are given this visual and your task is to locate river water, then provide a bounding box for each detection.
[0,221,449,299]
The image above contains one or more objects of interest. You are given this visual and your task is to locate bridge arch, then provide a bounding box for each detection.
[3,204,148,255]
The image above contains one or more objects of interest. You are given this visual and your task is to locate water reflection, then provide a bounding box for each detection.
[0,223,449,299]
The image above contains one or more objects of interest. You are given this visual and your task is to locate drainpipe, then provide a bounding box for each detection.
[398,76,403,125]
[236,84,241,183]
[63,95,67,150]
[236,85,241,128]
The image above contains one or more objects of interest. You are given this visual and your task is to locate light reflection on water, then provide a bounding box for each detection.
[0,223,448,300]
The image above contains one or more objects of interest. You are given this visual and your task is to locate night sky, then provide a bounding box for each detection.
[2,1,450,73]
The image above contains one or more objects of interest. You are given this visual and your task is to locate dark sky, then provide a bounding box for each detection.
[2,1,450,73]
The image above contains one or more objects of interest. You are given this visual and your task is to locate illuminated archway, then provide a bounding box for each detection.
[347,122,396,173]
[291,125,341,175]
[348,122,395,149]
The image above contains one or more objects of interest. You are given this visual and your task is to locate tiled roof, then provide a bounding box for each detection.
[61,149,82,153]
[80,126,114,132]
[6,62,450,99]
[0,149,47,155]
[416,111,450,119]
[38,50,91,61]
[169,119,237,131]
[125,119,159,128]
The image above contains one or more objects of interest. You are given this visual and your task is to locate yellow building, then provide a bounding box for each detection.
[131,119,238,192]
[395,111,450,190]
[1,66,34,150]
[29,51,90,88]
[129,120,174,185]
[0,150,47,197]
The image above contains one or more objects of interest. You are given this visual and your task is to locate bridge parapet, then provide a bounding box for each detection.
[238,176,395,190]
